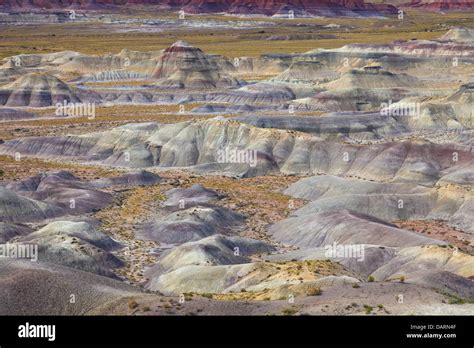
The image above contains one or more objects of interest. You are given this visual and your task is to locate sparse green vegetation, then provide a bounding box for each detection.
[281,307,299,316]
[446,295,474,305]
[2,10,472,60]
[368,275,375,282]
[363,305,373,314]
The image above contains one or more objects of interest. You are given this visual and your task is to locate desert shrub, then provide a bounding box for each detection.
[281,307,298,316]
[363,305,373,314]
[447,295,474,305]
[128,299,139,309]
[308,287,322,296]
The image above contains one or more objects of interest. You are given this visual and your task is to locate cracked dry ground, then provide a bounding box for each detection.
[93,170,306,284]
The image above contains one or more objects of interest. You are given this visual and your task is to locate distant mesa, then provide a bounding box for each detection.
[406,0,474,11]
[265,34,339,41]
[1,1,472,15]
[0,0,400,17]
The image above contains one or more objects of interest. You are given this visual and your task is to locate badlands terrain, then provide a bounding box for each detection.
[0,1,473,316]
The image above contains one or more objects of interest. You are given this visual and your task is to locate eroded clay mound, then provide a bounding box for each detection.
[0,73,81,107]
[151,41,240,89]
